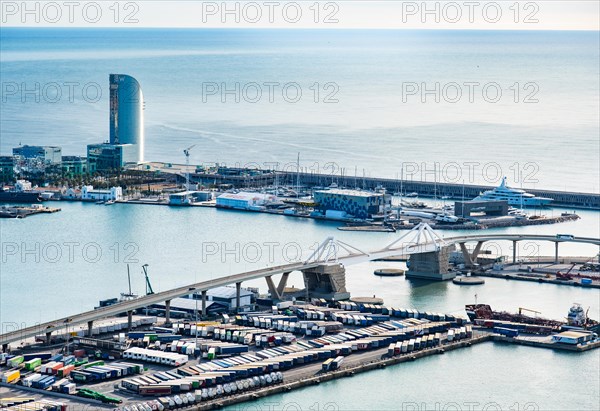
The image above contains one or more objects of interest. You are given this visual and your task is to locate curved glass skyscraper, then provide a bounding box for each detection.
[109,74,144,163]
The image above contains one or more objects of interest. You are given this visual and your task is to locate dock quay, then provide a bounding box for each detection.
[479,260,600,288]
[478,271,600,289]
[339,212,580,232]
[196,335,490,411]
[0,204,61,219]
[491,334,600,352]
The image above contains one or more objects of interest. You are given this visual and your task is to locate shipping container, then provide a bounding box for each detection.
[23,353,52,361]
[140,385,173,396]
[57,365,75,378]
[494,327,519,338]
[7,355,24,368]
[1,370,20,384]
[24,358,42,371]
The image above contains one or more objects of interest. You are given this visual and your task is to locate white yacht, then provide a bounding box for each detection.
[473,177,552,207]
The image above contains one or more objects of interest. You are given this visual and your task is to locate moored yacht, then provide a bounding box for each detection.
[473,177,552,207]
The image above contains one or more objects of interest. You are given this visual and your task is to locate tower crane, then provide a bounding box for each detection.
[142,264,154,295]
[183,144,197,190]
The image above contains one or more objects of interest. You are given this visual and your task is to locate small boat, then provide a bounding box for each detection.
[508,209,527,219]
[405,192,418,197]
[95,200,105,205]
[105,200,116,205]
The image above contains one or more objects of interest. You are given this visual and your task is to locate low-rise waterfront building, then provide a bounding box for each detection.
[169,190,216,205]
[314,189,390,219]
[81,185,123,201]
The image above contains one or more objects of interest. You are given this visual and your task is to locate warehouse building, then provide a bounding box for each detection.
[150,298,229,318]
[188,286,254,310]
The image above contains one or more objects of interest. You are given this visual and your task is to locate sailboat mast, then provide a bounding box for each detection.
[400,166,404,205]
[296,152,300,198]
[433,163,437,203]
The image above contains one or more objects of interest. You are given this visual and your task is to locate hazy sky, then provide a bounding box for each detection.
[2,1,599,30]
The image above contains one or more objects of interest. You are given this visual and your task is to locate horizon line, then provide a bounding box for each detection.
[2,26,599,31]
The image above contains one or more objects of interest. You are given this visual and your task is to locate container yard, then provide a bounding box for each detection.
[2,300,598,410]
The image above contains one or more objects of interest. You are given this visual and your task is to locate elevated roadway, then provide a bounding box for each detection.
[1,228,598,348]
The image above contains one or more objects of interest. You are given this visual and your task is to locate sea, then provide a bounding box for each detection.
[1,29,599,191]
[1,28,599,410]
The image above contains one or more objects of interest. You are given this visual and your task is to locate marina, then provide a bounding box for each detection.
[1,173,585,233]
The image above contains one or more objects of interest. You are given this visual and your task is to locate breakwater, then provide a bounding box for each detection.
[194,170,599,209]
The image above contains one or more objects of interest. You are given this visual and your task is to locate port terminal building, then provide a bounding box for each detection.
[216,192,277,210]
[313,189,391,219]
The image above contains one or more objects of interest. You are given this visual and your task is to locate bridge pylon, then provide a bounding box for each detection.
[381,223,456,281]
[304,236,370,264]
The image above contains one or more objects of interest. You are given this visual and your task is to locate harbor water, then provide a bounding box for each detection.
[1,203,599,409]
[1,202,598,325]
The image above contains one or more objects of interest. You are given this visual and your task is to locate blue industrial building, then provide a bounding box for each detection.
[314,189,390,219]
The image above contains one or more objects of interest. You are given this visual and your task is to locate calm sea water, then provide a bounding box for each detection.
[1,29,599,191]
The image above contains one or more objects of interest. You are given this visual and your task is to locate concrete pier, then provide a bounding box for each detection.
[406,245,456,280]
[301,263,351,300]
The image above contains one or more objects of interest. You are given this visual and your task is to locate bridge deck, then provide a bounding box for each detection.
[1,234,598,346]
